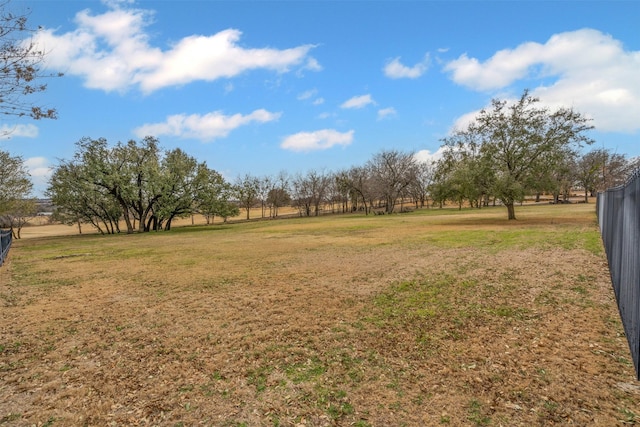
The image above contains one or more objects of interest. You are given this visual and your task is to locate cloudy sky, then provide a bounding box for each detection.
[2,0,639,195]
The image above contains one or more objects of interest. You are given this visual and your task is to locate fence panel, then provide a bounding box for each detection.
[0,229,12,267]
[597,174,640,379]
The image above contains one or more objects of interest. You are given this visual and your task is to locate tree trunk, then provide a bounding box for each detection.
[506,203,517,220]
[121,206,134,233]
[584,189,589,203]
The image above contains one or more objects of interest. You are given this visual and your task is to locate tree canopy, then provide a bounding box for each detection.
[47,137,238,234]
[440,90,594,219]
[0,149,35,237]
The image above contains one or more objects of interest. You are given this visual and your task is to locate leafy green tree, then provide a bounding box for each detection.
[1,197,36,238]
[113,137,163,232]
[47,161,122,234]
[148,148,204,231]
[196,168,238,224]
[65,137,162,233]
[442,90,593,219]
[0,150,33,238]
[234,174,260,220]
[50,137,236,233]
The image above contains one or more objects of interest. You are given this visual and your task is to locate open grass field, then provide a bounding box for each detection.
[1,203,639,426]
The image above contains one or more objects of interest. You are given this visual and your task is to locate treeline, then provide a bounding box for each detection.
[3,91,639,236]
[1,136,636,237]
[46,136,636,234]
[46,138,431,234]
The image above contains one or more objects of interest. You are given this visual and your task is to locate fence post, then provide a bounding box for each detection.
[0,229,12,267]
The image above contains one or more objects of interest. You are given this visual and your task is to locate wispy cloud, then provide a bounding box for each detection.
[281,129,354,152]
[0,124,39,139]
[340,94,375,109]
[133,109,281,142]
[377,107,397,120]
[34,3,319,94]
[297,89,317,100]
[444,29,640,132]
[384,54,430,79]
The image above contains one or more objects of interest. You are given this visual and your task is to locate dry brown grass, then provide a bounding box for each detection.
[1,203,638,426]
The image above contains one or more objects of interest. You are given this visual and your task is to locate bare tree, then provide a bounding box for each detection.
[336,166,373,214]
[265,171,290,218]
[1,0,61,125]
[291,169,330,217]
[409,160,435,209]
[368,149,418,214]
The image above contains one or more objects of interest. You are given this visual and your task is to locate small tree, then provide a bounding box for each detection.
[368,149,417,214]
[336,166,373,214]
[408,160,435,209]
[234,174,260,220]
[265,171,290,218]
[0,197,36,238]
[0,150,33,238]
[195,169,238,224]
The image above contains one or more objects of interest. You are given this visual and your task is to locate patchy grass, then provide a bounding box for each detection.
[0,203,637,426]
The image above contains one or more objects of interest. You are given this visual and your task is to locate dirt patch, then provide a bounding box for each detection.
[1,204,638,426]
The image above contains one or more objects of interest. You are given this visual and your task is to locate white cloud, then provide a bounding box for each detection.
[297,89,324,106]
[281,129,354,152]
[450,109,482,134]
[24,157,51,177]
[133,109,281,142]
[34,4,319,93]
[377,107,397,120]
[414,147,447,164]
[303,57,323,72]
[24,157,53,194]
[0,124,39,139]
[384,54,429,79]
[340,94,375,109]
[444,29,640,132]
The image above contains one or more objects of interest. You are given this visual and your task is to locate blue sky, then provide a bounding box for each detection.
[2,0,639,196]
